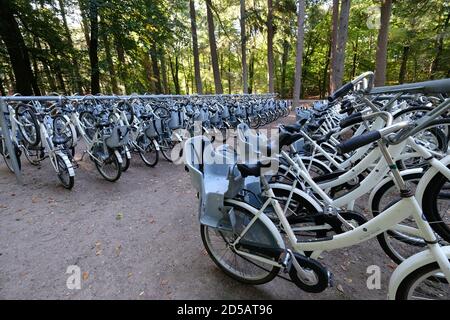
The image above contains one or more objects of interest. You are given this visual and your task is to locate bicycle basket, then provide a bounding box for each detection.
[104,125,129,148]
[168,110,184,130]
[144,122,158,139]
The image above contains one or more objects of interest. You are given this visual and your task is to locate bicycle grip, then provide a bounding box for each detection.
[339,112,363,129]
[328,81,354,102]
[336,130,381,154]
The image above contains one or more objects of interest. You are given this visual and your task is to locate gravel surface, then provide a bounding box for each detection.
[0,111,395,300]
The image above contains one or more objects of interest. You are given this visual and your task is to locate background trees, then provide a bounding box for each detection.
[0,0,448,97]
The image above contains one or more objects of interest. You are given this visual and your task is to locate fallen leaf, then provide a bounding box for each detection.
[116,213,123,220]
[337,284,344,293]
[161,279,169,286]
[128,272,133,278]
[31,196,39,203]
[340,265,347,271]
[82,272,89,281]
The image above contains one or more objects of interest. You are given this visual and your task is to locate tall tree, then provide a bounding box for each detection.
[205,0,223,94]
[430,7,450,79]
[88,0,100,94]
[240,0,248,93]
[334,0,351,90]
[58,0,83,93]
[267,0,275,93]
[374,0,392,86]
[329,0,340,93]
[293,0,306,107]
[0,0,37,95]
[189,0,203,94]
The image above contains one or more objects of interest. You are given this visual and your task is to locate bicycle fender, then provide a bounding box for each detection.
[268,182,323,213]
[114,150,123,164]
[388,246,450,300]
[56,151,75,177]
[152,139,160,151]
[368,168,423,215]
[415,155,450,205]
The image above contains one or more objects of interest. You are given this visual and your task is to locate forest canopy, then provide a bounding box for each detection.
[0,0,448,98]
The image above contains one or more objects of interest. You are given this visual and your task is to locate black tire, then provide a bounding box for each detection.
[422,167,450,243]
[121,152,130,172]
[79,111,97,141]
[137,136,159,167]
[371,172,425,264]
[200,203,280,285]
[15,104,40,147]
[395,261,449,300]
[2,143,22,173]
[56,154,74,190]
[53,115,75,149]
[94,152,122,182]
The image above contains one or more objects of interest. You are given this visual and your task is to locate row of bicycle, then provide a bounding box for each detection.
[185,72,450,299]
[0,94,291,189]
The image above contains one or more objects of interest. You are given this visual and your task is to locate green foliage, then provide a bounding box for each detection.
[0,0,448,96]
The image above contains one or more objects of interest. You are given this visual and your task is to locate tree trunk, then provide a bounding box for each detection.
[374,0,392,86]
[150,45,162,94]
[398,46,409,84]
[0,0,37,95]
[169,55,180,94]
[205,0,223,94]
[88,0,100,94]
[249,52,254,94]
[293,0,306,107]
[321,40,332,98]
[59,0,83,93]
[267,0,275,93]
[240,0,248,93]
[430,10,450,79]
[329,0,340,93]
[189,0,203,94]
[78,0,91,48]
[160,53,168,94]
[351,33,359,78]
[100,19,119,94]
[334,0,351,90]
[143,52,154,92]
[0,76,6,96]
[280,40,289,98]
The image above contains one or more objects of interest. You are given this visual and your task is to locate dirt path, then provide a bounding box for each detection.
[0,111,395,300]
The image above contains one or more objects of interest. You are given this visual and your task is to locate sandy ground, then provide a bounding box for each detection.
[0,111,396,300]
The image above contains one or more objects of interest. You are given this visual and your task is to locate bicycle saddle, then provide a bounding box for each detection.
[282,118,308,133]
[237,162,271,178]
[52,135,69,145]
[311,128,339,144]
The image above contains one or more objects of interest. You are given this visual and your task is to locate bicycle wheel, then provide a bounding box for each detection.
[119,147,130,172]
[200,203,280,285]
[395,261,449,300]
[137,135,159,167]
[94,151,122,182]
[371,172,425,264]
[15,104,40,146]
[1,142,21,173]
[79,111,97,141]
[53,115,75,149]
[422,168,450,243]
[56,154,74,189]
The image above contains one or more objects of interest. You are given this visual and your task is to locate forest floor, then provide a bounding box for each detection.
[0,109,395,300]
